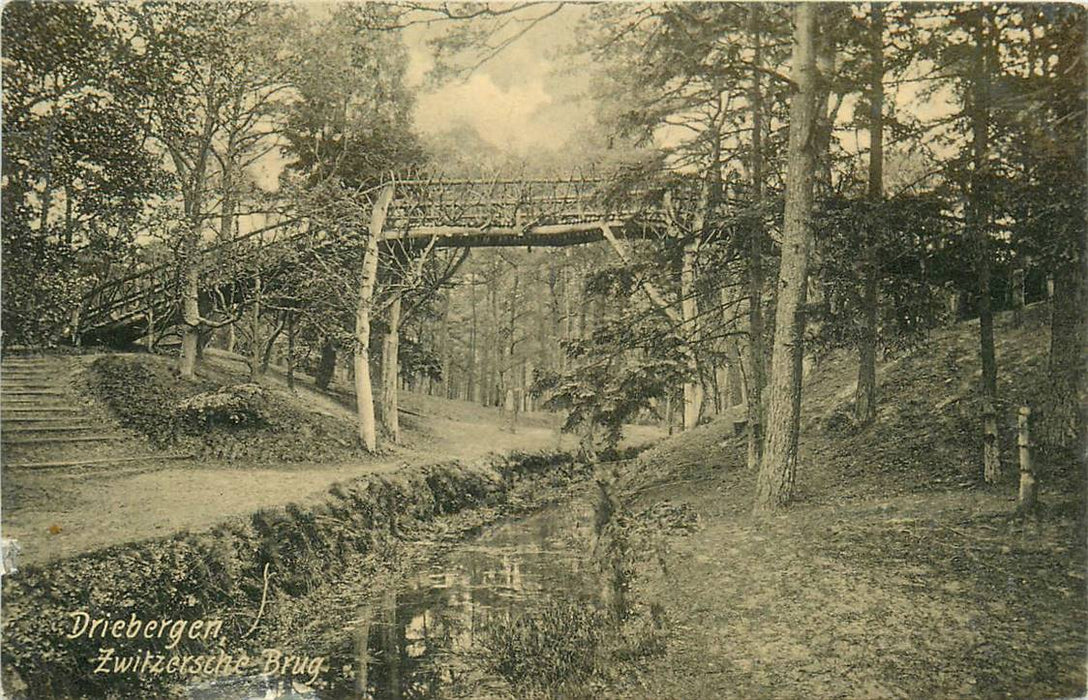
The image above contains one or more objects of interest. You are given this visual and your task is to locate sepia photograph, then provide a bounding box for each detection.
[0,1,1085,698]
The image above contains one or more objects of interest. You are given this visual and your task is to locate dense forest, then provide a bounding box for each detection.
[2,1,1084,512]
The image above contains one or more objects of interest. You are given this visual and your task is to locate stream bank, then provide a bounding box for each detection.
[1,450,598,698]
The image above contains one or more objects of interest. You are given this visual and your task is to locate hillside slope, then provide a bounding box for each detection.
[615,303,1086,699]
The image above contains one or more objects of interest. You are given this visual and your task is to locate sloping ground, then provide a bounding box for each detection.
[615,304,1086,699]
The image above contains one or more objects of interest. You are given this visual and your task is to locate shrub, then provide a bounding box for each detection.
[85,355,204,446]
[176,383,268,429]
[85,355,365,463]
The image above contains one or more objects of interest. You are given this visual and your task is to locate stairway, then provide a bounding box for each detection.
[1,355,187,470]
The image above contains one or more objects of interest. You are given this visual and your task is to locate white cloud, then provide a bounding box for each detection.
[414,73,554,154]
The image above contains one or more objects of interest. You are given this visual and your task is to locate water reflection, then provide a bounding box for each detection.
[190,498,597,700]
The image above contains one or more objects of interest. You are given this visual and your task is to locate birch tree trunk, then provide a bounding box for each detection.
[177,116,216,380]
[855,3,884,425]
[755,3,822,511]
[354,184,394,452]
[380,295,402,444]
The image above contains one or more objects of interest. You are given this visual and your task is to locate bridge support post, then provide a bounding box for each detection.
[379,295,402,444]
[355,183,394,452]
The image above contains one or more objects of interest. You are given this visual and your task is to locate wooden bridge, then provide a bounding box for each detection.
[77,175,711,345]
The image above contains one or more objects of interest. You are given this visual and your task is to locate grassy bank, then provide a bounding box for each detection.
[1,450,589,698]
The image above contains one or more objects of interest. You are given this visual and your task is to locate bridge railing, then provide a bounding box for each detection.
[78,176,709,337]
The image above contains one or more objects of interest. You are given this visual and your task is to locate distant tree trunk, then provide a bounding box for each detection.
[179,234,202,379]
[468,275,479,402]
[259,309,287,376]
[440,294,452,399]
[286,313,296,390]
[855,3,884,425]
[63,184,74,245]
[380,295,402,444]
[354,184,394,452]
[746,4,767,469]
[316,337,337,390]
[755,3,822,511]
[248,275,262,382]
[1011,269,1025,327]
[970,8,1002,484]
[681,237,702,430]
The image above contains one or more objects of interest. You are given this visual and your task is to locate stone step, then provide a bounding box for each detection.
[1,384,68,391]
[6,454,192,470]
[1,371,66,378]
[2,425,99,434]
[1,407,84,414]
[2,434,125,446]
[1,417,95,425]
[1,400,78,408]
[2,390,68,397]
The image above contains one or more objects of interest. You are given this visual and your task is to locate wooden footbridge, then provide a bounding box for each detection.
[77,175,711,345]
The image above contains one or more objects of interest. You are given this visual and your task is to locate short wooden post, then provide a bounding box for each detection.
[982,399,1001,484]
[1017,406,1037,514]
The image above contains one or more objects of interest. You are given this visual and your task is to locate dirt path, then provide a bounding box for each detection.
[2,354,661,567]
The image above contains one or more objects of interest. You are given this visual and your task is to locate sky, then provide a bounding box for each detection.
[402,4,596,158]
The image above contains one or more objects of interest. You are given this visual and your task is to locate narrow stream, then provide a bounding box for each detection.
[189,495,600,700]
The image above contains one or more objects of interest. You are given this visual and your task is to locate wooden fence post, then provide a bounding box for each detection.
[1017,406,1037,514]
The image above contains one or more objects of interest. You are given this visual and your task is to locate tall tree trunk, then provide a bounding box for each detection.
[746,4,767,469]
[354,184,394,452]
[855,3,884,425]
[1040,25,1087,450]
[755,3,822,511]
[1044,260,1086,448]
[970,8,1001,483]
[380,295,402,443]
[177,118,215,380]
